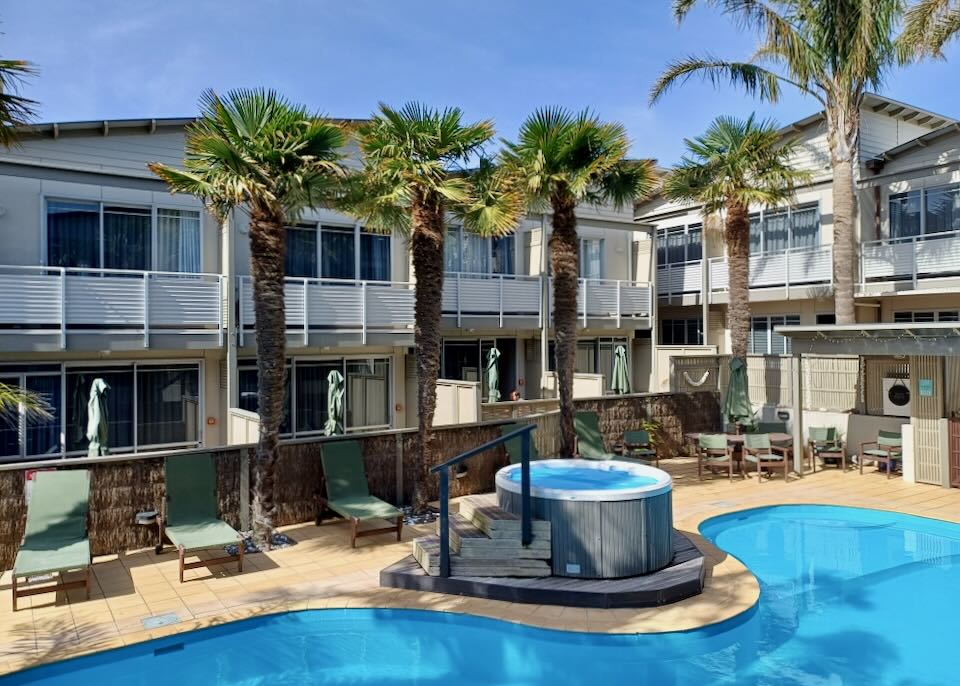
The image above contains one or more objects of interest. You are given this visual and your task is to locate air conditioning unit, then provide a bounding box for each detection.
[882,378,912,417]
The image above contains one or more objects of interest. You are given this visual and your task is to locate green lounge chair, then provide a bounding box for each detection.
[697,434,738,481]
[501,423,540,464]
[623,429,658,466]
[160,454,243,583]
[12,469,91,612]
[319,440,403,548]
[743,433,791,483]
[859,430,902,479]
[809,427,845,472]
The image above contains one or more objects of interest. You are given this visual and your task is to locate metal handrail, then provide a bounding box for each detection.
[429,423,534,578]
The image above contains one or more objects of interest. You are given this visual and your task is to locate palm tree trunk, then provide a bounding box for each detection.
[248,203,287,548]
[725,200,751,361]
[550,189,579,457]
[831,155,857,324]
[411,191,445,512]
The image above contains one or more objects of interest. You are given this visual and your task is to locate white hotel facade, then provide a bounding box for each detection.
[2,93,960,461]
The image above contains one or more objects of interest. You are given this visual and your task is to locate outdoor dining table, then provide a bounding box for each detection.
[685,431,793,470]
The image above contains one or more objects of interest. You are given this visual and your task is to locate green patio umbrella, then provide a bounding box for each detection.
[723,357,754,431]
[611,344,631,394]
[86,378,109,457]
[324,369,345,436]
[485,346,501,403]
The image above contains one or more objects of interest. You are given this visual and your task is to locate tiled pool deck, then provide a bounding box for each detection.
[2,458,959,675]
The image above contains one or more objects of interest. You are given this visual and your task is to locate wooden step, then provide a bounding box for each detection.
[459,494,551,540]
[443,514,551,559]
[412,536,551,578]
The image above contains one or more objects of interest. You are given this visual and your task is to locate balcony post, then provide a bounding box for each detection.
[582,278,588,328]
[238,277,244,348]
[219,276,226,348]
[142,271,150,348]
[912,238,918,290]
[616,280,621,328]
[785,248,791,296]
[498,275,504,329]
[303,278,309,346]
[361,281,368,345]
[59,268,66,350]
[456,272,462,328]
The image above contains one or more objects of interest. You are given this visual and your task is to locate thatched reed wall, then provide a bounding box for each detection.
[0,391,718,570]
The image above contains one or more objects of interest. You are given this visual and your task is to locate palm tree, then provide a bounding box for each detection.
[650,0,904,325]
[899,0,960,58]
[502,108,655,457]
[342,103,522,512]
[0,57,37,147]
[150,89,347,545]
[663,114,809,360]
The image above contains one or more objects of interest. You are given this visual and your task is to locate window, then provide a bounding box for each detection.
[890,185,960,239]
[660,318,704,345]
[46,199,201,273]
[0,365,62,459]
[491,236,515,275]
[816,313,836,325]
[579,239,603,279]
[284,224,391,281]
[894,310,960,323]
[750,315,800,354]
[442,338,516,401]
[749,205,819,254]
[239,357,391,433]
[547,337,628,377]
[657,225,702,265]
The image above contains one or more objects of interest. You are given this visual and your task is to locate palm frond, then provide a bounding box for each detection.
[0,59,38,147]
[649,56,786,104]
[898,0,960,61]
[0,382,52,427]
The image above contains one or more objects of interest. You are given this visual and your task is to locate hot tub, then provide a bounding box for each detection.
[495,459,674,579]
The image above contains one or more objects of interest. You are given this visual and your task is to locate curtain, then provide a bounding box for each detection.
[791,207,820,249]
[890,192,922,239]
[47,200,99,268]
[491,236,515,274]
[576,340,597,373]
[665,229,684,264]
[461,231,489,274]
[924,187,960,235]
[285,226,318,278]
[749,215,763,254]
[321,227,355,279]
[104,206,151,271]
[24,375,61,456]
[580,239,602,278]
[295,362,338,433]
[157,209,201,273]
[360,231,390,281]
[764,211,789,252]
[444,228,462,271]
[749,318,768,354]
[345,360,389,429]
[136,365,200,446]
[686,225,703,261]
[656,229,668,265]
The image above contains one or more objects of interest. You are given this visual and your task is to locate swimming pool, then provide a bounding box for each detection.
[7,504,960,685]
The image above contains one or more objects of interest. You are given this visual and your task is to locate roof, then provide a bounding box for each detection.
[865,121,960,166]
[776,322,960,356]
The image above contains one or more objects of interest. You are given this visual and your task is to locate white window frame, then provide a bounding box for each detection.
[888,182,960,240]
[656,223,702,266]
[445,225,515,276]
[749,315,800,354]
[749,202,821,254]
[289,221,394,281]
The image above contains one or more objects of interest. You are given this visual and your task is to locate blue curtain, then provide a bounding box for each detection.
[749,215,763,254]
[47,200,99,268]
[764,211,790,252]
[157,209,201,273]
[104,206,151,271]
[791,207,820,249]
[136,365,200,446]
[321,227,355,279]
[360,232,390,281]
[492,236,514,274]
[286,227,318,278]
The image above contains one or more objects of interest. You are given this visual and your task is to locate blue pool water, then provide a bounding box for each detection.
[505,463,658,490]
[7,504,960,685]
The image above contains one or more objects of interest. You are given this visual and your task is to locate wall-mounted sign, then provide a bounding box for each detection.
[919,378,934,397]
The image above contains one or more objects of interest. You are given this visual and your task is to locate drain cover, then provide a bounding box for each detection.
[142,612,181,630]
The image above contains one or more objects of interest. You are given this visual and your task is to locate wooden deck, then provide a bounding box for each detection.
[381,530,705,608]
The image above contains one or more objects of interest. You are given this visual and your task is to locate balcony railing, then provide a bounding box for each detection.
[708,245,833,294]
[442,272,542,327]
[861,230,960,290]
[571,277,652,327]
[0,265,224,348]
[237,275,415,345]
[657,260,703,298]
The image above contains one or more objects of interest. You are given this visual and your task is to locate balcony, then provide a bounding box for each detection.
[238,276,415,347]
[657,260,704,300]
[0,265,224,351]
[567,277,653,328]
[860,231,960,294]
[708,245,833,302]
[442,272,542,328]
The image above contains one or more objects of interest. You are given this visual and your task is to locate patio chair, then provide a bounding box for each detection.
[12,470,91,612]
[859,430,903,478]
[318,440,403,548]
[809,427,845,472]
[697,434,738,481]
[574,411,618,460]
[743,433,791,483]
[501,423,541,464]
[623,429,658,466]
[160,454,244,583]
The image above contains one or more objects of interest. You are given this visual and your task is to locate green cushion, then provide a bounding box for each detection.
[625,448,657,457]
[321,441,371,501]
[745,453,786,463]
[757,422,787,434]
[165,453,218,527]
[575,412,612,459]
[501,424,540,464]
[15,470,90,576]
[864,449,900,458]
[165,520,240,552]
[326,495,401,522]
[699,434,728,450]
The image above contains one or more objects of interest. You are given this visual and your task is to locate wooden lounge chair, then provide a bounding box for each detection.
[12,470,91,612]
[623,429,658,466]
[501,423,540,464]
[809,427,845,472]
[697,434,737,481]
[743,433,791,483]
[318,440,403,548]
[160,454,243,583]
[859,430,903,478]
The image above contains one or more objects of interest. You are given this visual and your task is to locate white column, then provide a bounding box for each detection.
[791,352,804,474]
[539,213,551,399]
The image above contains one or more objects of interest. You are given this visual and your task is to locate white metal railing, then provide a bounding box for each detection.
[657,260,703,298]
[709,245,833,293]
[442,272,543,327]
[0,265,223,348]
[237,275,415,346]
[860,230,960,289]
[545,277,652,327]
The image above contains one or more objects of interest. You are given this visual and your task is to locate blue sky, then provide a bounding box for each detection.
[4,1,960,166]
